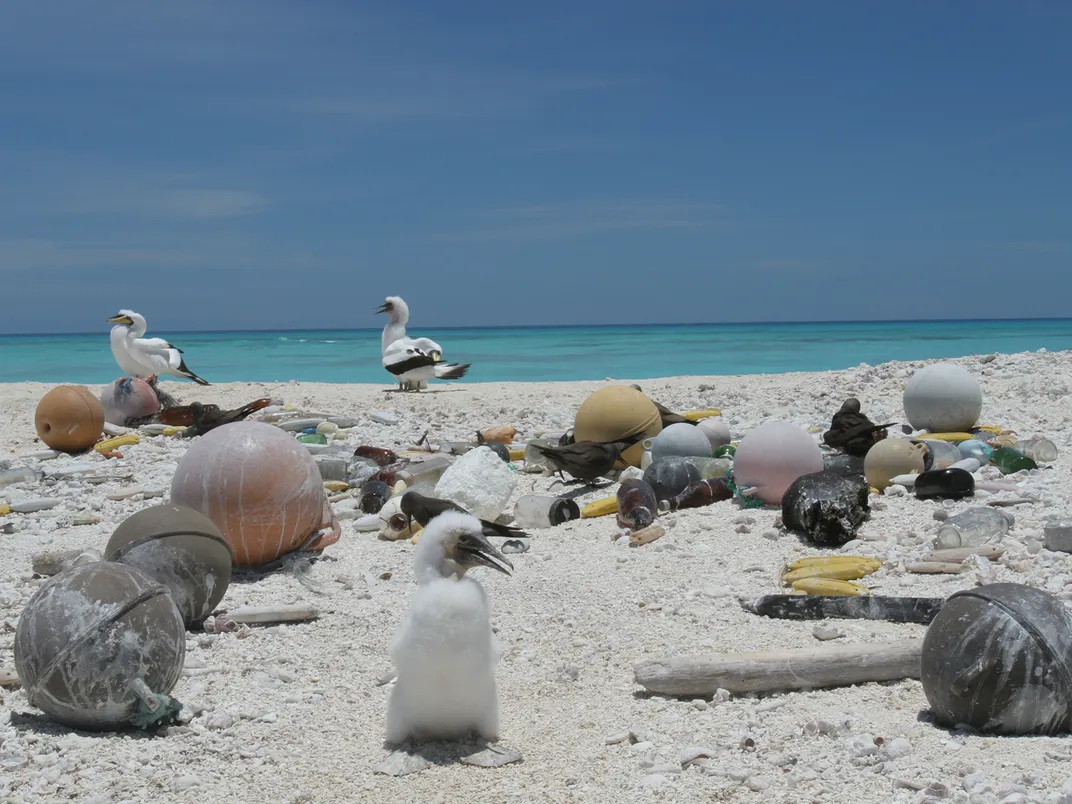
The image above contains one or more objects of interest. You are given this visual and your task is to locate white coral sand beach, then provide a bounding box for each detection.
[2,349,1072,803]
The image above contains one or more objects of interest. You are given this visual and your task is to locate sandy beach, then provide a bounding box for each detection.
[2,349,1072,804]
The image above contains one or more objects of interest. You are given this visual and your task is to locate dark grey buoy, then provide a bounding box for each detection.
[105,503,233,628]
[921,583,1072,735]
[14,562,186,731]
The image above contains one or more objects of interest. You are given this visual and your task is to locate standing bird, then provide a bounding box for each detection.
[530,433,646,484]
[400,490,527,540]
[376,297,470,391]
[107,310,210,386]
[823,398,895,457]
[385,511,512,745]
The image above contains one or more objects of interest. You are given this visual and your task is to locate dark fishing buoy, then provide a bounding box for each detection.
[643,457,701,502]
[914,468,975,500]
[14,562,186,731]
[105,503,233,628]
[921,583,1072,735]
[781,470,871,547]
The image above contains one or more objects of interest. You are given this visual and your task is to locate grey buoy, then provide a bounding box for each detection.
[921,582,1072,735]
[104,503,233,628]
[14,561,186,731]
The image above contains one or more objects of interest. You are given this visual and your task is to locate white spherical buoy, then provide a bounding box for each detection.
[903,363,982,433]
[733,421,824,506]
[696,417,732,450]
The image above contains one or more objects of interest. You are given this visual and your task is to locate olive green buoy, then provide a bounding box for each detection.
[14,562,186,731]
[105,503,233,628]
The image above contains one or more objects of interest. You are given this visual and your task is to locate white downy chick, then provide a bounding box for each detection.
[385,510,513,745]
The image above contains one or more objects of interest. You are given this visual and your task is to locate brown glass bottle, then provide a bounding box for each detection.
[355,446,400,468]
[666,478,733,511]
[617,478,658,531]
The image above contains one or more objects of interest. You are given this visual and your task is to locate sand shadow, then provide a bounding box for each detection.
[375,740,523,776]
[6,710,168,739]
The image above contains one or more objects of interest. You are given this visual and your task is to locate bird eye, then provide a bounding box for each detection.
[389,513,408,531]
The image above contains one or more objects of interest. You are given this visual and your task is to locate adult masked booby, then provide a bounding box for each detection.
[376,296,470,391]
[107,310,210,386]
[385,510,511,745]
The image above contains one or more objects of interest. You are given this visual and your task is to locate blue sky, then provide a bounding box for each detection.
[1,0,1070,334]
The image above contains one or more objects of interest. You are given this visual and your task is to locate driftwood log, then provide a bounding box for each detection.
[634,638,923,696]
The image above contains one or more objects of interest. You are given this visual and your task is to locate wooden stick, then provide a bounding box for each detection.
[633,638,923,696]
[922,545,1003,563]
[630,524,665,547]
[905,561,969,575]
[224,604,319,624]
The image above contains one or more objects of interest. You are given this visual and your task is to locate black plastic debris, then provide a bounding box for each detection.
[781,470,871,548]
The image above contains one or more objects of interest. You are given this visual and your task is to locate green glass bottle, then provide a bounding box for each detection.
[297,433,328,446]
[989,447,1037,475]
[713,444,736,459]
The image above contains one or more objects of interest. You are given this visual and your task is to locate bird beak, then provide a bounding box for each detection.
[430,350,442,362]
[107,314,133,325]
[457,531,513,576]
[374,302,391,314]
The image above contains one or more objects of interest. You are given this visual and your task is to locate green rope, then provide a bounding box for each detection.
[725,469,768,509]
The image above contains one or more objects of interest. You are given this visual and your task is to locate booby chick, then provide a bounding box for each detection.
[376,297,471,391]
[385,511,512,745]
[823,398,895,457]
[107,310,210,386]
[400,490,527,540]
[531,433,646,484]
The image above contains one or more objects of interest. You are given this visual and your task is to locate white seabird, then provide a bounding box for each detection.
[385,510,512,745]
[107,309,210,386]
[375,296,470,391]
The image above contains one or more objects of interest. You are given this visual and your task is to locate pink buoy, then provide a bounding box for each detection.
[170,421,339,568]
[733,421,824,505]
[99,377,160,426]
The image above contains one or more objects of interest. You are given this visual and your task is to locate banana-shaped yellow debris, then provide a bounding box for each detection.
[581,497,618,518]
[786,556,882,572]
[790,578,871,596]
[782,560,880,586]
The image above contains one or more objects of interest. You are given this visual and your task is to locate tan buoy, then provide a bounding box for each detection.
[573,385,662,468]
[34,385,105,453]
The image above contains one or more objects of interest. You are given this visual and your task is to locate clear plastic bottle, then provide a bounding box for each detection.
[918,439,962,470]
[1016,438,1058,463]
[399,454,454,486]
[934,507,1014,549]
[523,439,554,472]
[0,467,39,487]
[680,456,732,480]
[513,495,580,528]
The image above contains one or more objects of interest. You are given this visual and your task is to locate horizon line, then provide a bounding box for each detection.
[1,315,1070,338]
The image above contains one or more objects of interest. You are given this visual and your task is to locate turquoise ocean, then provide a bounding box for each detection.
[2,319,1072,385]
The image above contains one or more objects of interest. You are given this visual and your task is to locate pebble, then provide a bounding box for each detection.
[173,774,200,791]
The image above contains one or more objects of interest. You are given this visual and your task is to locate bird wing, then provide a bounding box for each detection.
[130,336,183,371]
[382,340,439,375]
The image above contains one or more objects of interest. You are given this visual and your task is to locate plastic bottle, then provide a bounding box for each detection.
[680,456,732,480]
[0,467,39,488]
[989,447,1038,475]
[948,457,981,473]
[934,507,1014,550]
[1016,438,1058,463]
[957,439,992,463]
[918,439,962,470]
[372,456,455,488]
[664,478,734,511]
[522,439,555,471]
[354,445,399,468]
[513,495,581,528]
[616,478,658,531]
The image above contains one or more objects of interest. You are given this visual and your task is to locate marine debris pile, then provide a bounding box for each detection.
[2,353,1072,800]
